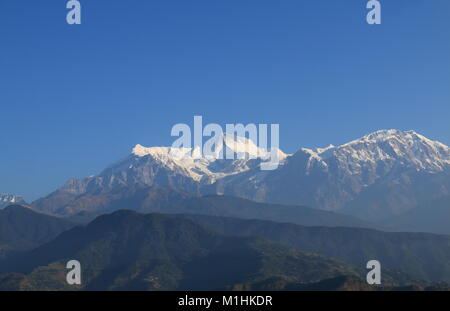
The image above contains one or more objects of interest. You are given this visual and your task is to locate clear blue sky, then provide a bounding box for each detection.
[0,0,449,201]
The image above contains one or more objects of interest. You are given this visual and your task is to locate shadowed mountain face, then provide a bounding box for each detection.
[34,184,377,230]
[38,185,192,219]
[164,195,378,229]
[0,205,75,258]
[180,214,450,283]
[31,130,450,233]
[0,211,365,291]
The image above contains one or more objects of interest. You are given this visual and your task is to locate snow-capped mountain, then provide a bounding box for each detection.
[302,129,450,175]
[218,129,450,221]
[57,133,287,196]
[0,194,26,209]
[33,130,450,229]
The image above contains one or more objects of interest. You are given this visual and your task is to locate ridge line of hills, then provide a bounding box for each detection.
[1,205,450,290]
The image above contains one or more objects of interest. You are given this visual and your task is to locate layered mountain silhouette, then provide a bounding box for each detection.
[5,129,448,291]
[180,214,450,282]
[34,184,377,229]
[0,211,366,291]
[1,208,449,290]
[31,130,450,233]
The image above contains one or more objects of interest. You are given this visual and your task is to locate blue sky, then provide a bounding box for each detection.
[0,0,449,200]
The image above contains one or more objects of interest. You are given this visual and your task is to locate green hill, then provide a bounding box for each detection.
[0,210,364,291]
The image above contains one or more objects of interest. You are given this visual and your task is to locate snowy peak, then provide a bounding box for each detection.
[0,194,24,204]
[34,129,450,222]
[132,134,287,162]
[130,130,449,180]
[301,144,336,159]
[356,129,410,143]
[118,134,289,184]
[343,129,445,147]
[132,144,163,157]
[0,194,26,208]
[310,129,450,174]
[132,144,192,160]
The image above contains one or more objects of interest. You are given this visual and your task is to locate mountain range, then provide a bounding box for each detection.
[1,205,450,290]
[32,129,450,234]
[1,129,449,291]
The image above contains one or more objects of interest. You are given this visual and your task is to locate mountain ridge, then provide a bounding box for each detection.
[35,184,377,230]
[179,213,450,282]
[0,210,368,291]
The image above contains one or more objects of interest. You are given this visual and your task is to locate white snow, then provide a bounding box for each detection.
[94,129,450,190]
[0,194,24,203]
[317,129,450,174]
[130,134,289,182]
